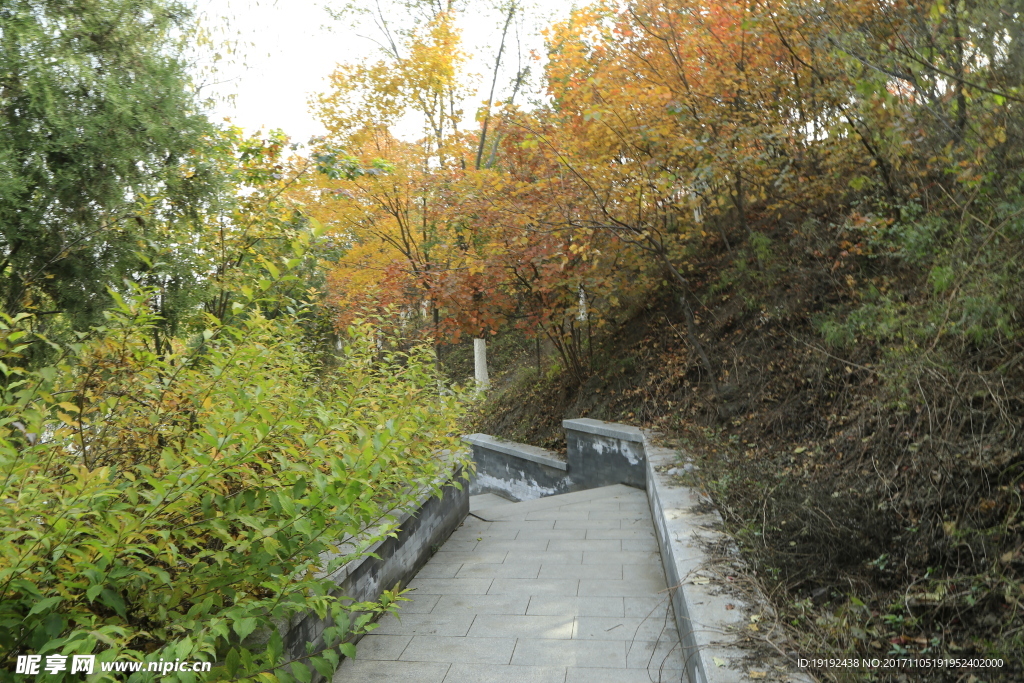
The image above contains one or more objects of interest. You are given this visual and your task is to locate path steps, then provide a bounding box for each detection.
[334,485,688,683]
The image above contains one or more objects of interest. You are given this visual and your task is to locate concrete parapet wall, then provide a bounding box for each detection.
[464,433,570,502]
[563,418,646,490]
[283,468,468,677]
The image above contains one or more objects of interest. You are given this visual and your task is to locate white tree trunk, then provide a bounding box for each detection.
[474,337,490,391]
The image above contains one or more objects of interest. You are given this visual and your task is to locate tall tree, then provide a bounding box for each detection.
[0,0,219,333]
[309,1,519,350]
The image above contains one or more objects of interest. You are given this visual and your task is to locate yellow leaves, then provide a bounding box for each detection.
[57,412,79,428]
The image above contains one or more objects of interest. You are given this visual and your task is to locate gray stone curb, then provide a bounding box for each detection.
[642,432,813,683]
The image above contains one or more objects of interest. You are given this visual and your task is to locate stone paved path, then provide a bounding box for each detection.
[334,484,688,683]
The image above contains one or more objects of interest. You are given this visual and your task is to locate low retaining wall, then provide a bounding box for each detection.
[464,434,569,501]
[465,419,646,501]
[563,418,646,490]
[283,467,468,674]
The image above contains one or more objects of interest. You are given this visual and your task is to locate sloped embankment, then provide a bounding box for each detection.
[468,253,1023,681]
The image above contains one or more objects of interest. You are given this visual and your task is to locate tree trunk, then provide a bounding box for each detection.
[474,337,490,391]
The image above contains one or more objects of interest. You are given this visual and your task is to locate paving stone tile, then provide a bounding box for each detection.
[373,612,477,637]
[484,487,631,518]
[443,664,567,683]
[511,639,625,668]
[335,485,688,683]
[589,509,648,521]
[481,516,561,526]
[545,539,622,553]
[518,528,586,540]
[620,518,657,528]
[537,563,621,580]
[459,528,522,540]
[408,578,493,595]
[526,596,624,618]
[573,616,676,642]
[470,493,515,511]
[400,636,516,664]
[474,539,550,552]
[504,551,582,565]
[430,551,509,565]
[440,539,479,551]
[582,551,660,565]
[456,520,494,534]
[578,577,667,597]
[507,520,560,529]
[479,520,559,531]
[558,501,623,512]
[622,563,668,584]
[525,510,591,521]
[581,484,644,498]
[488,578,579,596]
[349,634,411,661]
[623,596,673,619]
[333,659,450,682]
[397,593,442,613]
[564,667,685,683]
[573,499,618,509]
[553,519,620,530]
[432,594,530,615]
[621,538,660,552]
[456,563,541,579]
[626,639,688,671]
[553,500,604,509]
[585,528,655,540]
[416,564,462,579]
[468,614,574,639]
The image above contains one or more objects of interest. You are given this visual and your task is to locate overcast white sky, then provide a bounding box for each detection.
[190,0,575,147]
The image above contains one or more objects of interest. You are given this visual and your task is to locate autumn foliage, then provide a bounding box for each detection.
[301,0,1024,669]
[305,0,1021,376]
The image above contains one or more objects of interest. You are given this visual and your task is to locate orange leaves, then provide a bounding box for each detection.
[298,0,941,354]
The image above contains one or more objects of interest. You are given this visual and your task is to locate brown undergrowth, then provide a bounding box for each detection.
[464,235,1024,682]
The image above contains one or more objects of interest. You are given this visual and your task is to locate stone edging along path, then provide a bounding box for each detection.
[467,420,812,683]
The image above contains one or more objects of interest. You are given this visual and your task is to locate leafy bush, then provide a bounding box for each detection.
[0,265,466,681]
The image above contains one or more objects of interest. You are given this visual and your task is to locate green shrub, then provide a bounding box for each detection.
[0,275,466,681]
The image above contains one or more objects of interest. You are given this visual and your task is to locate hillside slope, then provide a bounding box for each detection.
[465,234,1024,681]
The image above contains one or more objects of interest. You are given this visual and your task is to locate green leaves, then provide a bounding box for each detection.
[0,0,221,337]
[313,146,387,181]
[0,282,466,680]
[233,618,259,642]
